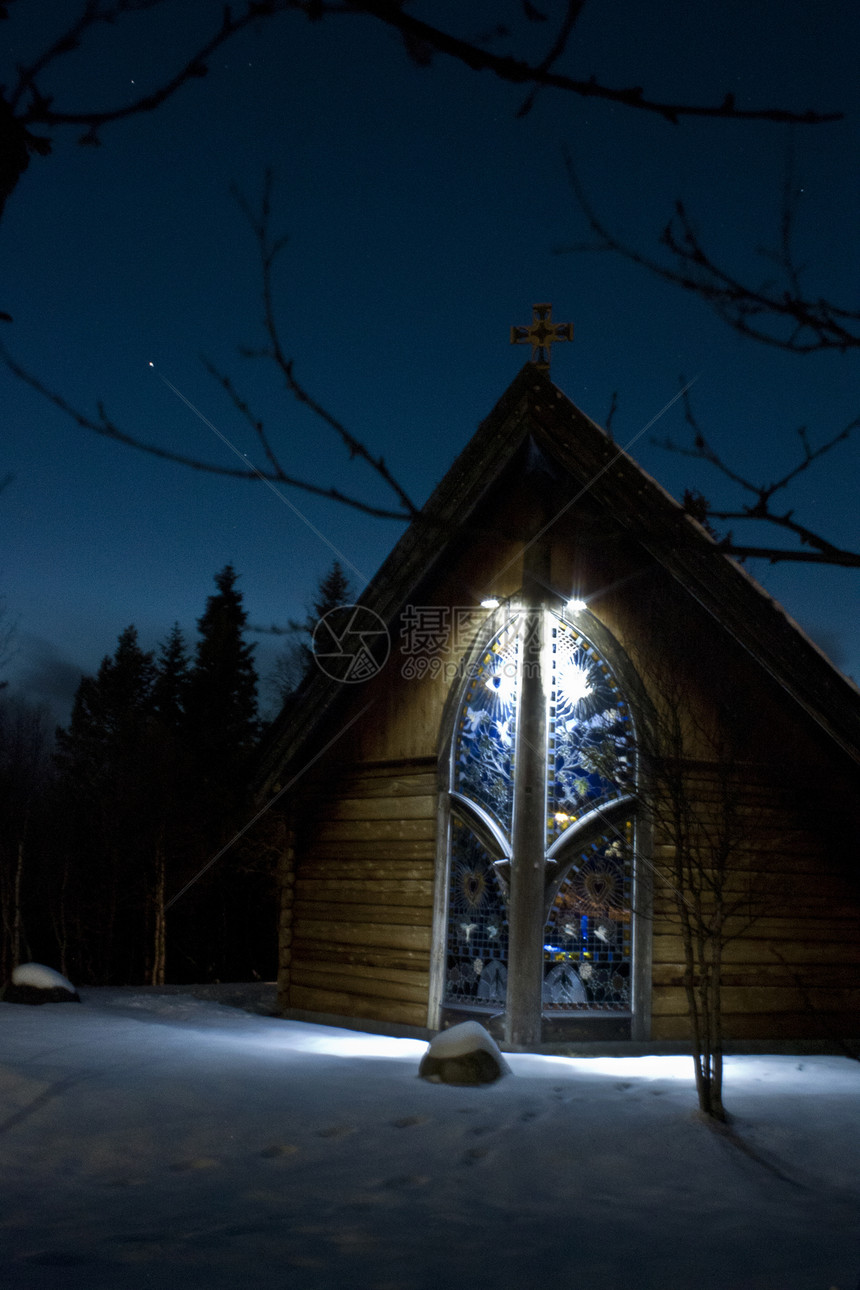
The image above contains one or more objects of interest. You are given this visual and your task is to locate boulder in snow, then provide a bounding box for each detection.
[419,1020,510,1085]
[2,962,81,1005]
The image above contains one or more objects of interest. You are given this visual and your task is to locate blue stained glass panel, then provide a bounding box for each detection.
[454,620,519,834]
[548,617,634,844]
[542,825,633,1012]
[444,817,509,1007]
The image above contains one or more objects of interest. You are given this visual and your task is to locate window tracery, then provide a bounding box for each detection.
[444,610,635,1017]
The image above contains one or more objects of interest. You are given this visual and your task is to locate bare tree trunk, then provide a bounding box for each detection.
[54,857,71,979]
[150,845,166,986]
[12,837,24,967]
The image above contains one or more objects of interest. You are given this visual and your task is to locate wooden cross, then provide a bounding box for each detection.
[510,303,573,372]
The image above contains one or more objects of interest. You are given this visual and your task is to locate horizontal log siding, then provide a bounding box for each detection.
[649,765,860,1042]
[284,761,437,1028]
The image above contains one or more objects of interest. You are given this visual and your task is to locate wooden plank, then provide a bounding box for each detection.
[295,879,435,906]
[653,1011,860,1042]
[293,900,433,927]
[339,757,437,778]
[649,856,858,880]
[650,896,860,923]
[652,923,860,954]
[302,844,435,864]
[291,965,428,1004]
[341,777,438,800]
[298,766,437,801]
[295,919,432,951]
[719,1011,860,1040]
[652,934,860,965]
[328,795,436,821]
[301,861,438,882]
[652,963,860,988]
[312,818,436,842]
[292,940,430,972]
[289,984,427,1027]
[293,959,430,989]
[651,985,860,1016]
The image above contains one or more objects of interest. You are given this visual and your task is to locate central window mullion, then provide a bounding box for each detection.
[505,602,551,1047]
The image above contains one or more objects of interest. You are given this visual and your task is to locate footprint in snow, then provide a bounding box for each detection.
[316,1125,356,1139]
[168,1156,219,1172]
[260,1143,300,1158]
[390,1114,430,1129]
[461,1146,490,1165]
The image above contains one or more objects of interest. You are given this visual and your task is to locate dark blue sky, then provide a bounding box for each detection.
[3,0,858,720]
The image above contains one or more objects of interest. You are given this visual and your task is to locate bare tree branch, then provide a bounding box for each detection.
[515,0,587,119]
[2,2,841,223]
[0,169,420,522]
[559,150,860,354]
[354,1,840,126]
[665,385,860,567]
[0,340,416,522]
[603,389,618,441]
[231,171,420,518]
[3,2,313,216]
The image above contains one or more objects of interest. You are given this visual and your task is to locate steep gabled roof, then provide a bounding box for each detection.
[257,364,860,792]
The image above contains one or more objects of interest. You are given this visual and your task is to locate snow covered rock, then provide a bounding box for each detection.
[419,1020,510,1085]
[2,962,81,1005]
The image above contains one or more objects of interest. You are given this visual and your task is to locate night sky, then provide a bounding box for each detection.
[3,0,858,723]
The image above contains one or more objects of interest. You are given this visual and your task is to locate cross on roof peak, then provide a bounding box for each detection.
[510,303,573,372]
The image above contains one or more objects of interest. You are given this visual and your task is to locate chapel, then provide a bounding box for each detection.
[256,350,860,1049]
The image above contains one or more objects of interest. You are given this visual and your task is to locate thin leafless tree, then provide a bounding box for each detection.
[635,659,782,1121]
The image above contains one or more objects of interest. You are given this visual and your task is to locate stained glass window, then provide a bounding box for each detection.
[547,616,634,845]
[446,609,635,1019]
[444,817,509,1007]
[453,620,519,834]
[543,824,633,1012]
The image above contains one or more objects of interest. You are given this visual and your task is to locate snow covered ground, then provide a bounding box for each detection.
[2,988,859,1290]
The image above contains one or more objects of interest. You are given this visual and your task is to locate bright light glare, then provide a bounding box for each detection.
[566,597,587,613]
[485,666,516,707]
[513,1054,696,1081]
[283,1032,428,1060]
[559,659,592,703]
[481,597,500,609]
[187,1020,427,1061]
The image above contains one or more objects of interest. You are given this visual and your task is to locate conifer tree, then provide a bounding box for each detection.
[268,559,355,707]
[176,566,265,981]
[152,622,191,734]
[187,564,259,790]
[56,625,156,791]
[312,560,353,623]
[147,623,193,985]
[54,626,159,982]
[0,695,53,979]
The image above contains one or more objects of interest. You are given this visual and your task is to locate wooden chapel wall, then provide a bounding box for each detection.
[646,757,860,1042]
[275,466,860,1043]
[276,536,523,1029]
[280,758,437,1028]
[551,523,860,1045]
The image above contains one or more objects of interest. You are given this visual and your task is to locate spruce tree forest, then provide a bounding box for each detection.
[0,562,351,988]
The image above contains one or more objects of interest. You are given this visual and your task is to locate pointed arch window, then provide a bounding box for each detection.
[443,610,637,1017]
